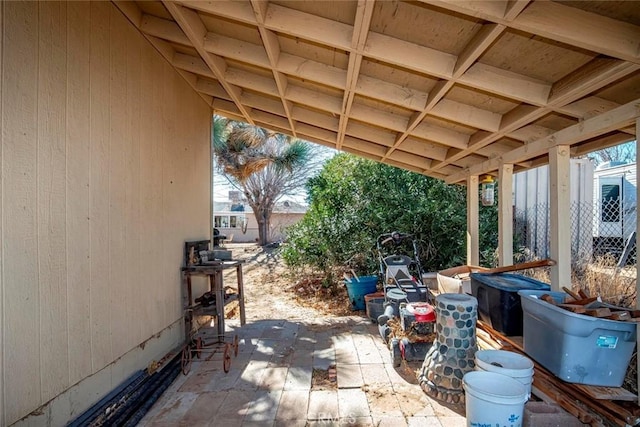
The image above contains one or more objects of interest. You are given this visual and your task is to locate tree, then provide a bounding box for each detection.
[588,140,636,166]
[282,154,498,282]
[213,115,324,245]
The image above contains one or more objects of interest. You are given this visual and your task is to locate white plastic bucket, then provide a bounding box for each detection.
[463,371,528,427]
[475,350,534,397]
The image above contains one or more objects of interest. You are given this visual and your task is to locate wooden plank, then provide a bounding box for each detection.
[140,42,163,337]
[65,1,93,385]
[512,1,640,63]
[467,176,479,265]
[498,164,513,266]
[431,99,501,132]
[584,308,612,318]
[562,286,581,301]
[264,3,352,51]
[204,32,270,69]
[125,17,143,349]
[278,53,346,90]
[110,5,130,360]
[458,62,551,105]
[575,384,637,402]
[90,1,113,371]
[350,103,409,133]
[549,146,571,292]
[37,1,69,402]
[140,13,190,46]
[164,2,252,123]
[558,304,587,314]
[446,99,640,183]
[365,32,455,79]
[3,2,41,422]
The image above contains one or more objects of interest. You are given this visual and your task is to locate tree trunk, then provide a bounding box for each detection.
[255,207,271,246]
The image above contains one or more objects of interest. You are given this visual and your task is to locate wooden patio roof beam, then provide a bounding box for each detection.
[445,99,640,184]
[163,1,254,124]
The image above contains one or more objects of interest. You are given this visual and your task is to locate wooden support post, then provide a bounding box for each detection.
[467,175,479,266]
[549,145,571,292]
[498,164,514,266]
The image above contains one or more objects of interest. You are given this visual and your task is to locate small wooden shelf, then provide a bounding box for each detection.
[181,261,246,344]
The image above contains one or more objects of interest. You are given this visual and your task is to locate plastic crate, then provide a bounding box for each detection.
[519,290,636,386]
[470,273,550,336]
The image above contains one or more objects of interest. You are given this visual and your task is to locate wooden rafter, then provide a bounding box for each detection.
[120,0,640,182]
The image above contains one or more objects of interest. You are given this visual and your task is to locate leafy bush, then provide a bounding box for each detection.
[282,154,498,278]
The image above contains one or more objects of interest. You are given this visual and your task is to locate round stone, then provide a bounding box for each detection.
[443,366,453,376]
[466,306,473,312]
[459,329,468,338]
[452,378,461,389]
[439,344,448,354]
[461,313,470,320]
[446,338,453,347]
[454,368,464,379]
[454,338,461,348]
[459,359,467,369]
[466,319,473,327]
[447,304,455,311]
[457,349,466,358]
[452,311,460,320]
[469,360,475,368]
[443,326,450,336]
[455,320,465,328]
[462,339,469,349]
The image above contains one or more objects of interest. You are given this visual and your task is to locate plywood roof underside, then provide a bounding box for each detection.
[115,0,640,183]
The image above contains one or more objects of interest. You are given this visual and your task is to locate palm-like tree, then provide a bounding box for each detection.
[213,116,316,245]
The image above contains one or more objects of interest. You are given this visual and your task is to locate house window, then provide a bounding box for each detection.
[601,184,620,222]
[214,215,245,228]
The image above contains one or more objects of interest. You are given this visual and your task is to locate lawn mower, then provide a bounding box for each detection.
[375,231,437,366]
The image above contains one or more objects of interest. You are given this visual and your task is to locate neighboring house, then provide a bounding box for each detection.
[593,161,637,255]
[513,158,637,263]
[214,196,307,243]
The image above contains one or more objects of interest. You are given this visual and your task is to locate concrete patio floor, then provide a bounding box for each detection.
[139,316,467,426]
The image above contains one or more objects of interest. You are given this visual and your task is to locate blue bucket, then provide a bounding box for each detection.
[345,275,379,310]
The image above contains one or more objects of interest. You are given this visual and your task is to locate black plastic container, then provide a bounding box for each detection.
[470,273,550,336]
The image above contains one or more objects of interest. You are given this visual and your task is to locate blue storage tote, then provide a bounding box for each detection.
[518,290,636,387]
[470,273,550,336]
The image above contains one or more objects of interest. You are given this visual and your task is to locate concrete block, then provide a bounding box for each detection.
[523,401,585,427]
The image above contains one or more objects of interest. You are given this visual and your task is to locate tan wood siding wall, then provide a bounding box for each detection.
[0,2,211,424]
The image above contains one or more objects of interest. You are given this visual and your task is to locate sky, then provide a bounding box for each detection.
[213,145,337,203]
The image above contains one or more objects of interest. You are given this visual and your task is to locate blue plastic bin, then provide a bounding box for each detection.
[519,290,636,386]
[470,273,550,336]
[345,275,378,310]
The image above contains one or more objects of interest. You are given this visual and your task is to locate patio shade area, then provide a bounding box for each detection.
[116,0,640,182]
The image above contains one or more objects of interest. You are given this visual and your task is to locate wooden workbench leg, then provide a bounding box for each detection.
[214,272,225,341]
[236,264,246,326]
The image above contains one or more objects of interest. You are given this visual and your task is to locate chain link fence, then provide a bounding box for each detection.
[513,197,637,268]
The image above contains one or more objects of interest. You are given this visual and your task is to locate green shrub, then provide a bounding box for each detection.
[282,154,498,277]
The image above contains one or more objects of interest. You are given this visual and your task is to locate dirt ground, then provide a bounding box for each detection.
[222,243,355,321]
